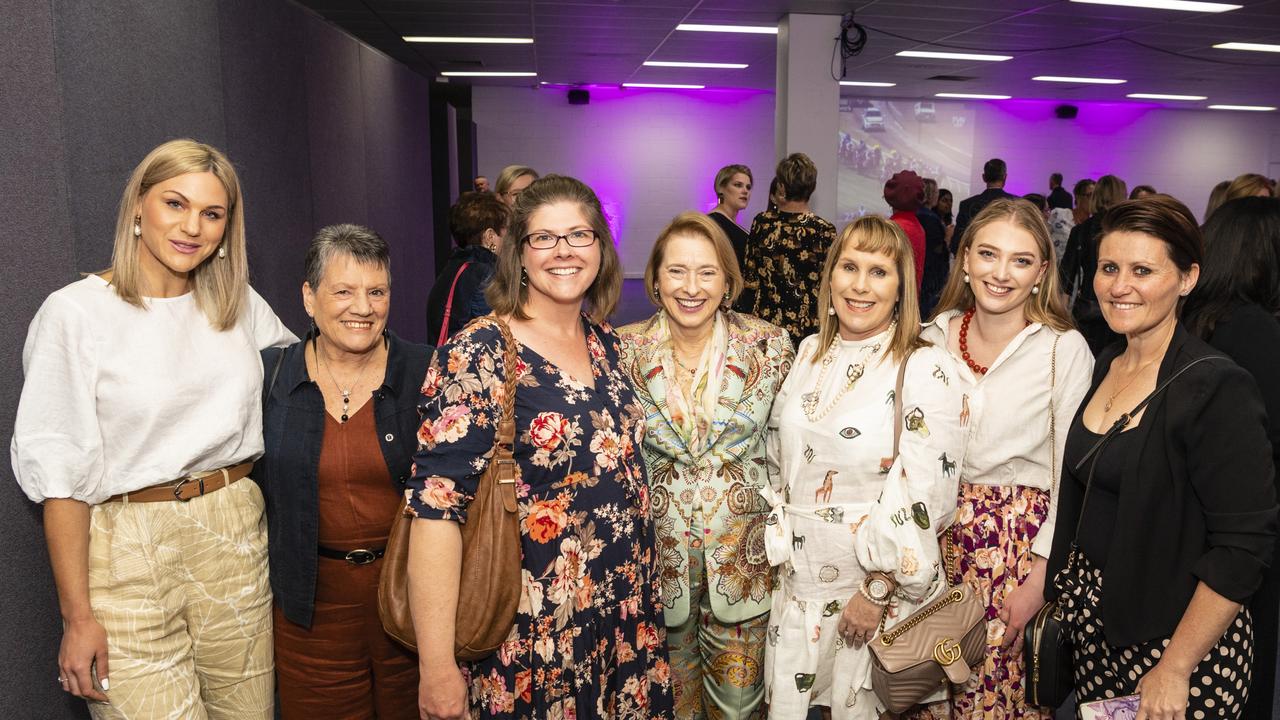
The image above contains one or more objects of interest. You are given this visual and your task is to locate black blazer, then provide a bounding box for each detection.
[258,331,431,628]
[951,187,1016,253]
[1046,323,1277,647]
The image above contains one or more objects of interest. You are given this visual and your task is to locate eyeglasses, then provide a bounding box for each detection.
[521,229,598,250]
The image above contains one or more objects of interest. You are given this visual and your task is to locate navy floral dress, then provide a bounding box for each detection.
[407,316,675,720]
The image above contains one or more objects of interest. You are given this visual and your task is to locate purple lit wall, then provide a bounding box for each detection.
[473,86,776,275]
[965,99,1280,222]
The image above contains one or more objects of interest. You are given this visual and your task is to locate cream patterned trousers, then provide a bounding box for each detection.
[86,478,273,720]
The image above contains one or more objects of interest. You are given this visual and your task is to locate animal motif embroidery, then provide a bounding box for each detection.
[822,599,841,616]
[911,501,930,530]
[792,534,806,551]
[939,452,956,478]
[803,444,816,463]
[932,364,949,386]
[815,470,836,503]
[960,393,971,427]
[905,407,930,438]
[815,507,844,523]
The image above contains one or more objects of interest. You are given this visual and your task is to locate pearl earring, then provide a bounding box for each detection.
[133,219,142,237]
[217,245,226,259]
[828,306,835,316]
[964,273,970,283]
[1031,284,1040,295]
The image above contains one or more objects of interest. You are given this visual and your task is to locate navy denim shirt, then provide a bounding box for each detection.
[258,331,431,628]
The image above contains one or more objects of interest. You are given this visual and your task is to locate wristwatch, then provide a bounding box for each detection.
[861,572,895,605]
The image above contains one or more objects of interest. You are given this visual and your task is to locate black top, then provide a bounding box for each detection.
[1064,421,1138,569]
[916,207,949,315]
[258,331,432,628]
[708,211,754,313]
[426,245,496,345]
[1045,323,1277,646]
[1048,186,1073,210]
[1058,214,1102,307]
[951,187,1016,254]
[1207,303,1280,480]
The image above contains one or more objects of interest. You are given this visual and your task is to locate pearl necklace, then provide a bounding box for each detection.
[800,326,890,422]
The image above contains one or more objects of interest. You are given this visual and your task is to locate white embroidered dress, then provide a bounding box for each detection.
[762,328,964,719]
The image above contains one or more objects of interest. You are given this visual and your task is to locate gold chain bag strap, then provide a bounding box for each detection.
[379,315,523,660]
[869,351,988,715]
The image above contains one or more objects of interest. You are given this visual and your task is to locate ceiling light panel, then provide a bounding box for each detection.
[1070,0,1241,11]
[840,81,897,87]
[403,36,533,44]
[1127,93,1207,100]
[898,50,1012,62]
[1208,104,1276,111]
[440,71,537,77]
[1213,42,1280,53]
[676,24,777,34]
[643,61,748,69]
[1033,75,1127,84]
[623,83,705,89]
[936,92,1012,99]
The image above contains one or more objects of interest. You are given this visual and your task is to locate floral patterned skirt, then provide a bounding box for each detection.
[942,483,1053,720]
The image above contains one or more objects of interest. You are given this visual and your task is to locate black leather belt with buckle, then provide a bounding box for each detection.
[317,545,386,565]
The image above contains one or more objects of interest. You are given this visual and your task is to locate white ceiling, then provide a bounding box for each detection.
[296,0,1280,107]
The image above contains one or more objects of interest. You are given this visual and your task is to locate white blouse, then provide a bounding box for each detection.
[920,310,1093,557]
[11,275,296,504]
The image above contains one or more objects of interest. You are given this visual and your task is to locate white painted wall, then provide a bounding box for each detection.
[963,100,1280,222]
[473,85,776,276]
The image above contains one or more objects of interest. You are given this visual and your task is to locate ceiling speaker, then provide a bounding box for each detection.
[1055,104,1079,119]
[568,89,589,105]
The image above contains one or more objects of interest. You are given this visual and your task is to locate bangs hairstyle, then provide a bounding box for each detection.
[931,198,1074,331]
[485,174,621,324]
[713,164,753,201]
[813,215,927,365]
[1101,196,1203,318]
[111,138,247,331]
[304,224,391,291]
[643,211,743,309]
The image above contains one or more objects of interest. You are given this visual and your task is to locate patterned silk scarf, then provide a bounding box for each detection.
[655,311,728,456]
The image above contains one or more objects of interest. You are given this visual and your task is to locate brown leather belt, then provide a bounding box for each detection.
[105,462,254,503]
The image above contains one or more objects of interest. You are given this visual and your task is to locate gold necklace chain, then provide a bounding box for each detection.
[800,328,890,423]
[1103,354,1160,413]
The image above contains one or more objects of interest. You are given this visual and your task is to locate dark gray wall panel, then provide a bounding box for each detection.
[218,0,316,335]
[1,2,92,716]
[54,0,228,274]
[359,45,434,344]
[305,14,368,229]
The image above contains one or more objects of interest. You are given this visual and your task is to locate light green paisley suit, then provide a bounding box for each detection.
[619,310,793,720]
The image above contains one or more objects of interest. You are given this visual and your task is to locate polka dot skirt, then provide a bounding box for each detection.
[1056,550,1253,719]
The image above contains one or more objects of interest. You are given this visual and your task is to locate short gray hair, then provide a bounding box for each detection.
[303,223,391,289]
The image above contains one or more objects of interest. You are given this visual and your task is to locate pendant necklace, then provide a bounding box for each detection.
[801,325,891,422]
[316,339,378,423]
[1104,355,1160,412]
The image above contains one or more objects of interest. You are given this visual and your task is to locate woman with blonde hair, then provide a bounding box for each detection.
[12,139,295,717]
[1222,173,1275,204]
[762,216,964,719]
[921,198,1093,718]
[407,175,673,720]
[494,164,539,206]
[619,211,792,719]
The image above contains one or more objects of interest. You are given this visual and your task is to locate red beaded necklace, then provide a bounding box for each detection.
[958,307,987,375]
[958,306,1030,376]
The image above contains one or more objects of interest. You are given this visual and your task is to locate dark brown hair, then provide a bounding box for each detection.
[485,175,621,324]
[1100,195,1203,275]
[449,191,511,248]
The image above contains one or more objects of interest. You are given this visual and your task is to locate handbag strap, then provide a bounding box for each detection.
[1048,333,1060,503]
[437,261,473,346]
[891,349,912,460]
[1068,354,1228,541]
[483,315,520,459]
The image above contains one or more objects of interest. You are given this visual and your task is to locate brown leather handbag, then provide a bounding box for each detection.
[867,354,988,714]
[378,315,524,661]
